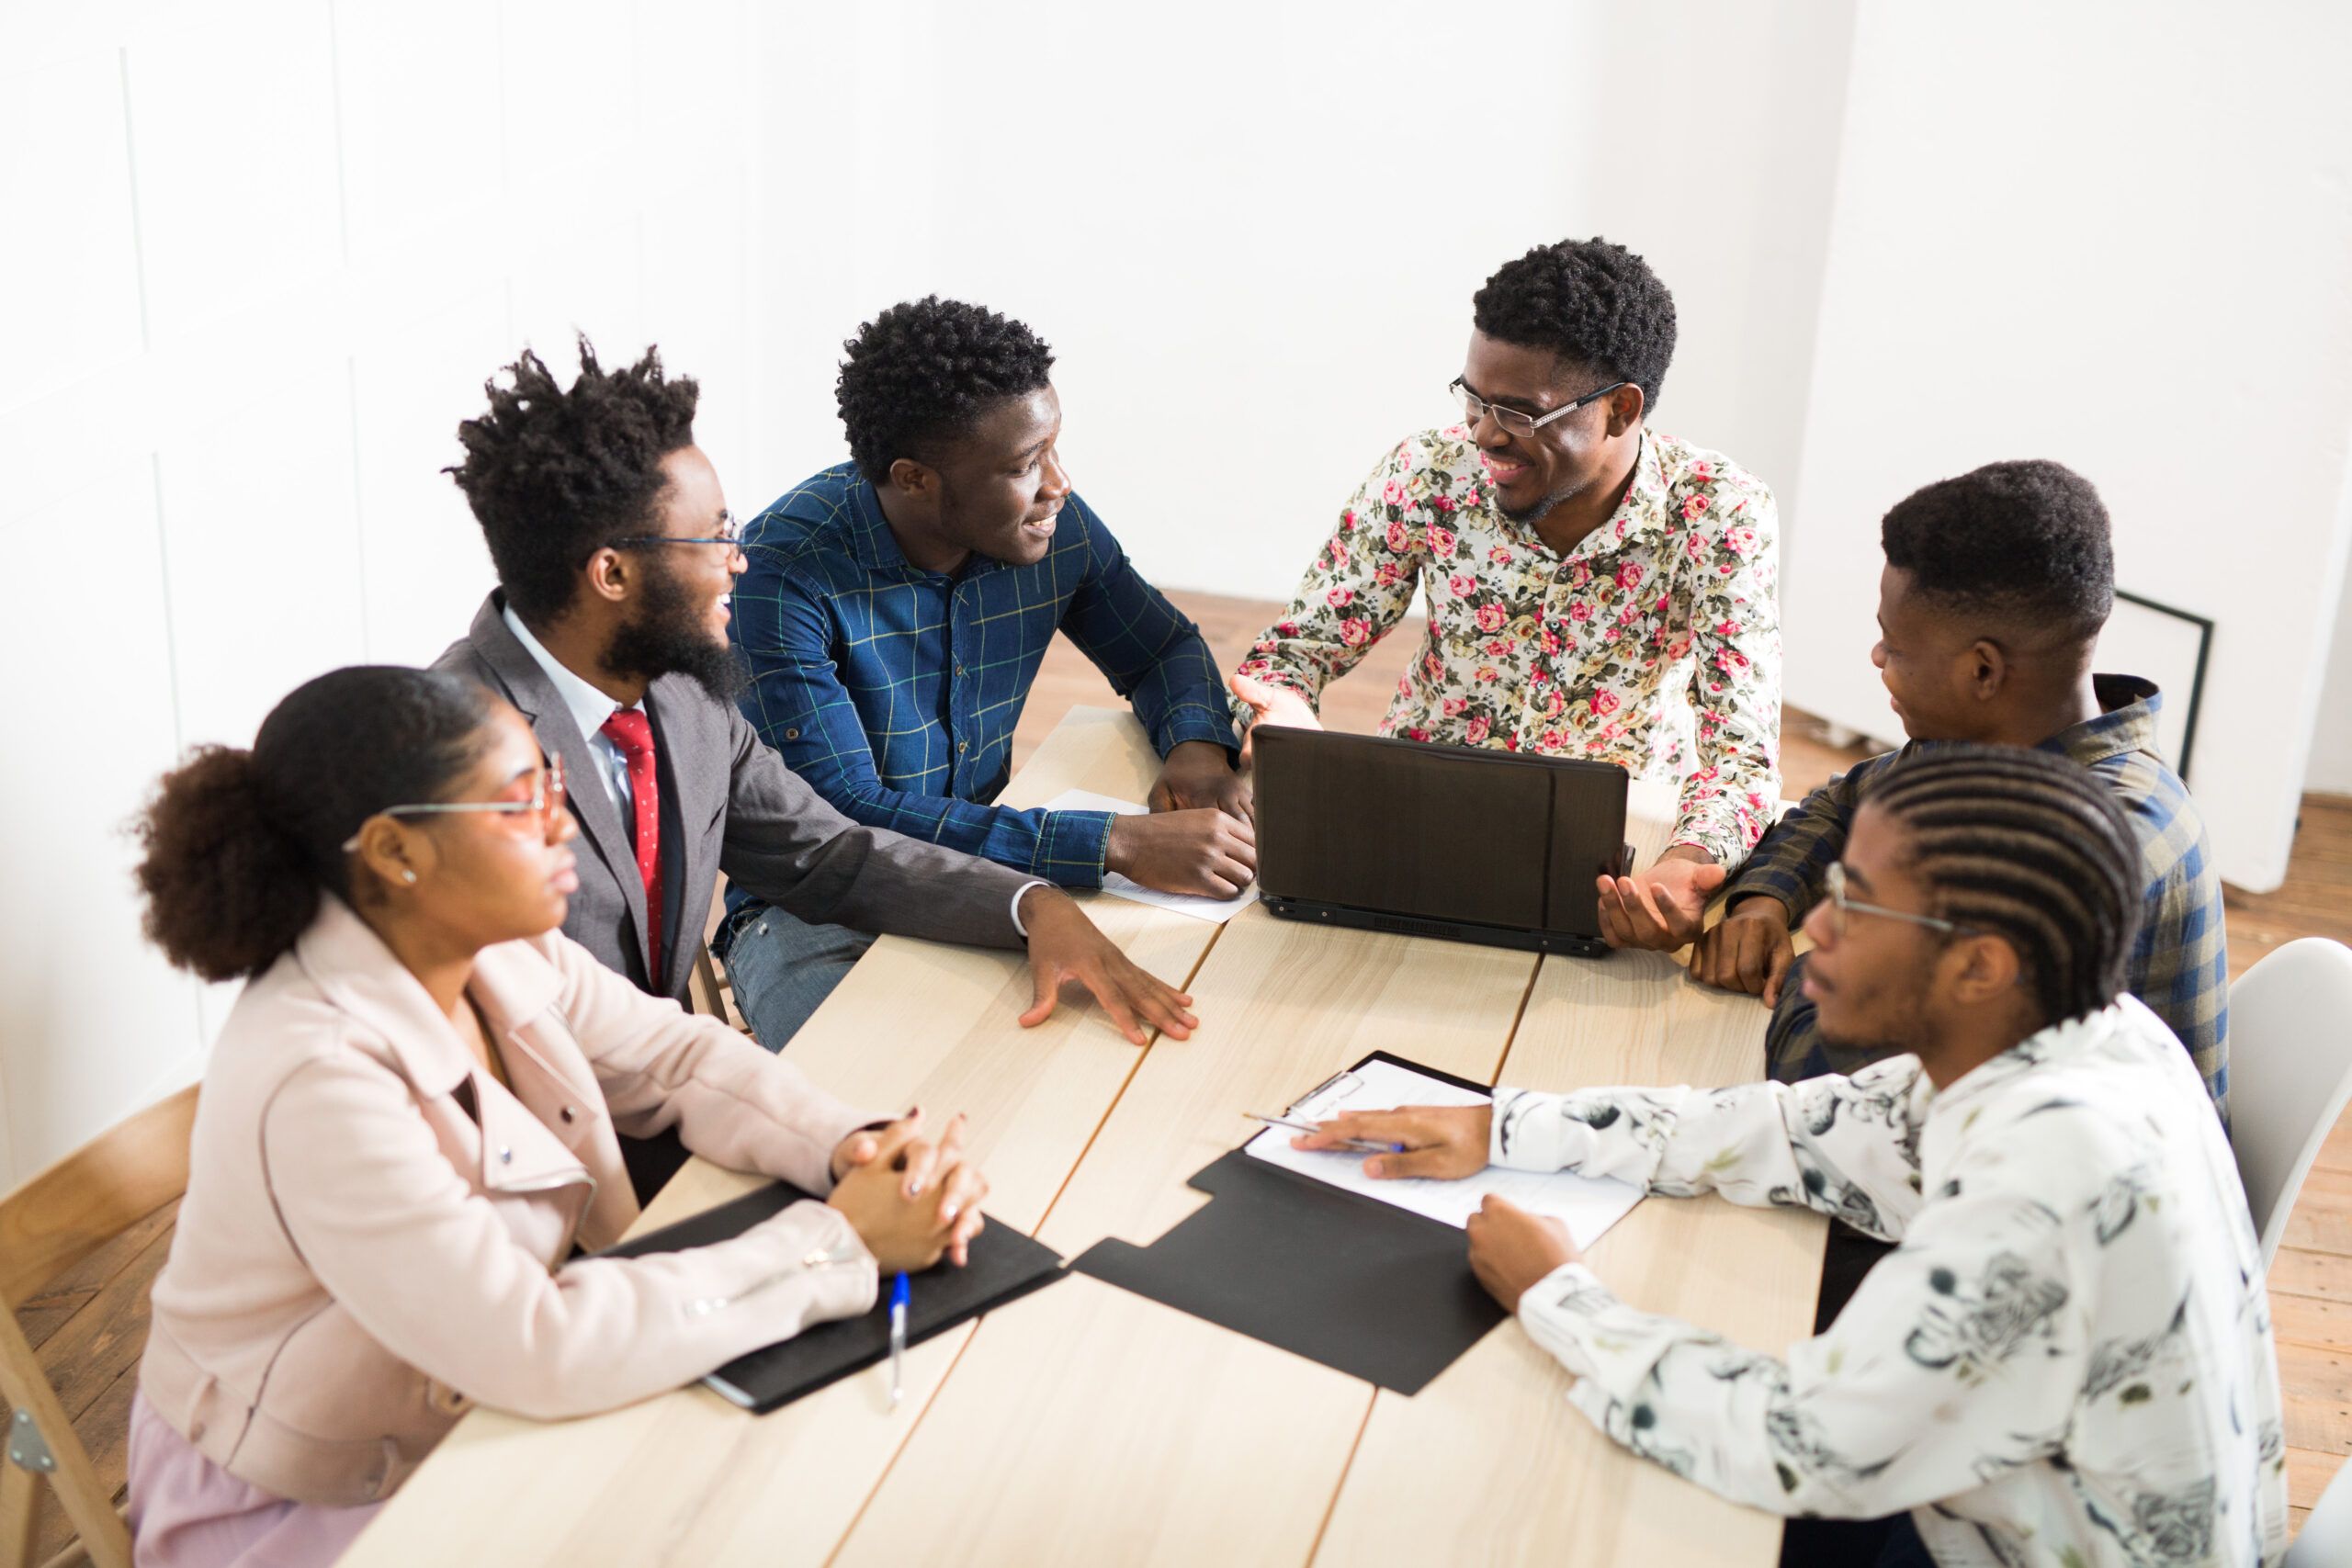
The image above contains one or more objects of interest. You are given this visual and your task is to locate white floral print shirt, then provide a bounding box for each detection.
[1488,996,2287,1567]
[1237,427,1781,864]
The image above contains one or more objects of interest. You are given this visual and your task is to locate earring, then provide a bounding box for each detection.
[401,869,418,886]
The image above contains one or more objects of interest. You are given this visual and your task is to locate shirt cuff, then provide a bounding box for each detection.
[1489,1087,1600,1172]
[1007,880,1052,939]
[1513,1260,1618,1381]
[1724,863,1814,923]
[1035,809,1117,888]
[1156,703,1242,759]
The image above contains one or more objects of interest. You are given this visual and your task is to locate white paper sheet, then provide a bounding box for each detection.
[1243,1056,1645,1250]
[1038,788,1258,923]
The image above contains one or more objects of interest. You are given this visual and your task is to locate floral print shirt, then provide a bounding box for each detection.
[1488,996,2286,1567]
[1236,427,1781,865]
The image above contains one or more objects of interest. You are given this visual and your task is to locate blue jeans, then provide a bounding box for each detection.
[718,906,877,1053]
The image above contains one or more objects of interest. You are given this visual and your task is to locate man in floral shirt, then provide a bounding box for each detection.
[1231,239,1781,931]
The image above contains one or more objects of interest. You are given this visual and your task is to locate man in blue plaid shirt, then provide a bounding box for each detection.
[1610,459,2230,1120]
[718,298,1253,1049]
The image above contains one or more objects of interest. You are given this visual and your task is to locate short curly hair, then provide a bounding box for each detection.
[447,337,699,625]
[1881,459,2114,644]
[836,297,1055,483]
[1472,238,1678,412]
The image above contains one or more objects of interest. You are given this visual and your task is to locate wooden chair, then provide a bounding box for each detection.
[1,1085,198,1568]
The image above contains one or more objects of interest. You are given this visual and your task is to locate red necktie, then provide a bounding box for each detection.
[599,709,662,982]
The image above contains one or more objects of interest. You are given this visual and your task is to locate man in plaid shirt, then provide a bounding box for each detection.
[1616,460,2230,1117]
[718,298,1252,1050]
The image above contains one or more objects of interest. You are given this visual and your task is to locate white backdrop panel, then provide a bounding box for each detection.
[1787,1,2352,890]
[0,463,200,1184]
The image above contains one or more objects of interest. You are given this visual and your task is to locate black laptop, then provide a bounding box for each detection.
[1252,727,1631,958]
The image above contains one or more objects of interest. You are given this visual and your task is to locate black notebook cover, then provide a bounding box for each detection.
[602,1182,1068,1414]
[1071,1051,1509,1395]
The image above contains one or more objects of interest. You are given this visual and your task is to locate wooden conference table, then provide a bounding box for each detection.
[342,706,1827,1568]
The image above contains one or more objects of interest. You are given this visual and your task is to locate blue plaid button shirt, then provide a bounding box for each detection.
[1732,674,2231,1115]
[725,465,1233,895]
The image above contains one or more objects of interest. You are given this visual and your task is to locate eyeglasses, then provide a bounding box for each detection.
[1820,861,1970,938]
[610,510,745,550]
[1450,378,1628,439]
[340,756,568,852]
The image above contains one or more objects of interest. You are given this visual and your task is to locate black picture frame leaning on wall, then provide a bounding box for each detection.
[2112,589,2213,784]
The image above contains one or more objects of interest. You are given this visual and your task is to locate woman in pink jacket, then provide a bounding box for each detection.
[125,665,986,1567]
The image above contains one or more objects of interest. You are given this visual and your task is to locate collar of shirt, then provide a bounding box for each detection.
[501,602,636,745]
[1923,992,2165,1124]
[2043,672,2164,769]
[843,476,1005,583]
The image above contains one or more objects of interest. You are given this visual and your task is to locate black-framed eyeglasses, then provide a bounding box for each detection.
[1450,378,1628,439]
[610,510,745,550]
[340,755,569,852]
[1821,861,1971,938]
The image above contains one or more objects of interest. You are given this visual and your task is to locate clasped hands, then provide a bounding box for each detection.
[1288,1103,1582,1312]
[826,1108,988,1273]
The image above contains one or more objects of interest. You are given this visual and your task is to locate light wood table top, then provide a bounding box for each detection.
[343,706,1826,1568]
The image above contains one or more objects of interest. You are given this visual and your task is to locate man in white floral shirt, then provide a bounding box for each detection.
[1297,747,2285,1567]
[1231,238,1781,935]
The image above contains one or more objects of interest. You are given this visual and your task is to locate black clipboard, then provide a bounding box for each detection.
[1071,1051,1507,1395]
[601,1182,1067,1414]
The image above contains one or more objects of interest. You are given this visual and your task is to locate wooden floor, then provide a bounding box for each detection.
[19,590,2352,1557]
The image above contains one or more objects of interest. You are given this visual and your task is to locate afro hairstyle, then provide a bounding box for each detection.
[447,336,699,626]
[835,297,1054,483]
[1471,238,1677,411]
[1881,459,2115,644]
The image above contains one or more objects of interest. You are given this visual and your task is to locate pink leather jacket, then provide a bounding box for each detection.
[139,897,880,1507]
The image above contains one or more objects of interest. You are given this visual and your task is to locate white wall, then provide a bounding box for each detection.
[1785,1,2352,892]
[722,0,1862,606]
[0,0,762,1183]
[729,0,1595,604]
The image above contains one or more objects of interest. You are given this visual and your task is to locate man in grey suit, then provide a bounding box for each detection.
[435,342,1195,1195]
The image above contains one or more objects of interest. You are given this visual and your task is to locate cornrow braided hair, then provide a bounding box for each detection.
[1863,744,2142,1030]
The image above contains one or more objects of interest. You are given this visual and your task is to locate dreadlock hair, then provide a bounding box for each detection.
[835,297,1055,483]
[447,337,700,626]
[1863,744,2142,1031]
[1471,238,1678,411]
[1881,459,2114,646]
[134,668,497,981]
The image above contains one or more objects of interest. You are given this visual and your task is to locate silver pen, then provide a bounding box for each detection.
[888,1272,910,1406]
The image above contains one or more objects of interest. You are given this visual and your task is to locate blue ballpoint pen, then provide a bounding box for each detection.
[888,1272,910,1407]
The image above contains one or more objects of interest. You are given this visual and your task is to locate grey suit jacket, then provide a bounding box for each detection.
[434,593,1033,1000]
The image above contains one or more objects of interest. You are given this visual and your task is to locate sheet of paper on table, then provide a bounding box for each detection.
[1038,787,1257,923]
[1244,1056,1645,1250]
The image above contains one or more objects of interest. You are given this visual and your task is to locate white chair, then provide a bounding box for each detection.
[2288,1450,2352,1565]
[2227,938,2352,1268]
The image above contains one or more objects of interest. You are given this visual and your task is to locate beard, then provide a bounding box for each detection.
[1498,473,1588,525]
[600,555,748,704]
